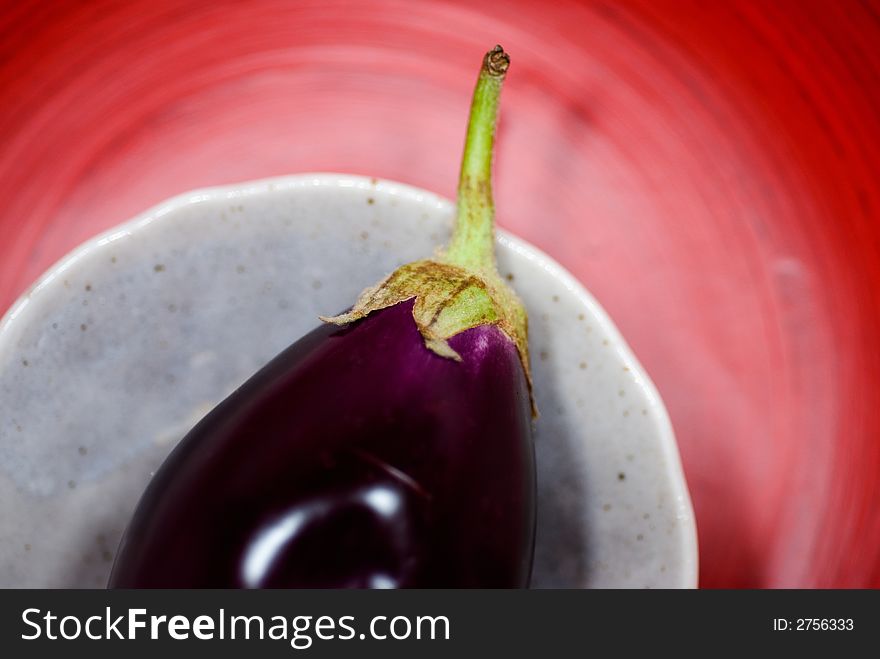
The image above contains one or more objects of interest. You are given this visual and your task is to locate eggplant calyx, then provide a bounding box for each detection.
[322,46,535,415]
[320,258,534,412]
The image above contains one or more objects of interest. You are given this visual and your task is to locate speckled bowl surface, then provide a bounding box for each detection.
[0,175,696,588]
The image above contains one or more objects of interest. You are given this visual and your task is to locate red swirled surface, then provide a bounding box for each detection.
[1,0,878,587]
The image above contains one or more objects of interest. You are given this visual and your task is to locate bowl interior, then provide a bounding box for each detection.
[0,175,696,587]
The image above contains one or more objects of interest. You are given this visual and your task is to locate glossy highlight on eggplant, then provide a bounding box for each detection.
[110,45,536,588]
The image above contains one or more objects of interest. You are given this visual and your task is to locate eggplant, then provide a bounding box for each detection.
[109,45,535,588]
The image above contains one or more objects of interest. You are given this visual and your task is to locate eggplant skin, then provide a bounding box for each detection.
[109,299,535,588]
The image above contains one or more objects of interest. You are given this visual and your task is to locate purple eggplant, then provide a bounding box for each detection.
[109,45,535,588]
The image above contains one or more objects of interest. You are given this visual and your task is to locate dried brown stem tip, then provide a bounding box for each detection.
[484,45,510,76]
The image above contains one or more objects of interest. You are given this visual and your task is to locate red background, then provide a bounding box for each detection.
[2,0,879,587]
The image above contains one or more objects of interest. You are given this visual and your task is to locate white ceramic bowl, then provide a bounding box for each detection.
[0,174,697,588]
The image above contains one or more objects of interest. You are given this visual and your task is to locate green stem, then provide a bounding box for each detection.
[444,45,509,272]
